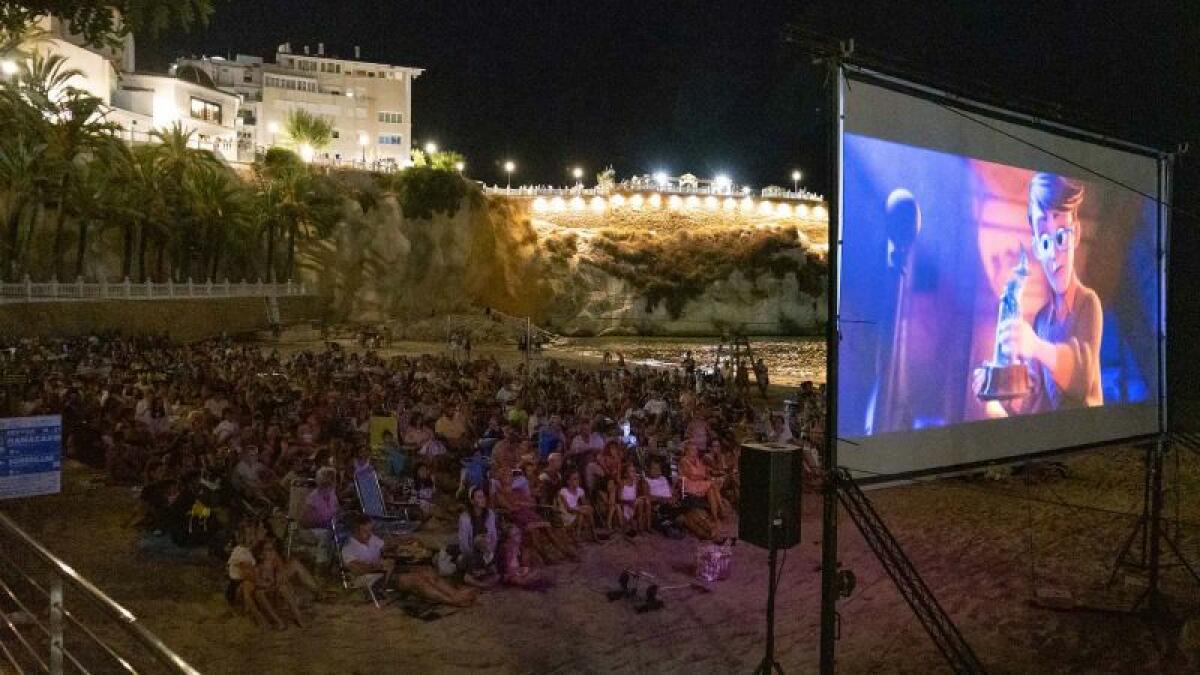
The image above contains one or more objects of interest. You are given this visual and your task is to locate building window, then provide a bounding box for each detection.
[331,129,340,139]
[189,97,222,124]
[377,111,404,124]
[378,134,403,145]
[243,71,253,83]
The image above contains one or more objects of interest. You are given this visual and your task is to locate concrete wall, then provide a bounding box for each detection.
[0,297,319,343]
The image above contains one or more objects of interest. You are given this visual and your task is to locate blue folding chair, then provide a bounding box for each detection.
[353,467,421,536]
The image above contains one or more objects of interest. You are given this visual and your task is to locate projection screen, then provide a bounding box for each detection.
[836,67,1166,479]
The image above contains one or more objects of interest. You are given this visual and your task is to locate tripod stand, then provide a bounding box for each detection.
[755,516,784,675]
[1107,434,1200,614]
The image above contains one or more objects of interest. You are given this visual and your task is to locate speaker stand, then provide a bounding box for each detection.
[755,519,784,675]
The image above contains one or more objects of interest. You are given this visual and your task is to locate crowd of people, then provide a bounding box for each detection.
[0,330,827,628]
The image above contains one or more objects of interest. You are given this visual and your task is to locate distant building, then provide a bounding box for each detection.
[12,15,240,161]
[176,43,423,166]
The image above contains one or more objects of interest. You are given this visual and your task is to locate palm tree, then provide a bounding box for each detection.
[0,131,47,281]
[43,89,119,280]
[283,109,333,161]
[148,123,220,281]
[182,164,250,281]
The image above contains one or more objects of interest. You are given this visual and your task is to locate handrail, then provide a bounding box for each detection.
[0,511,200,675]
[0,278,311,303]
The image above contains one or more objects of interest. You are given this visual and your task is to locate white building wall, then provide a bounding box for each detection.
[112,73,240,161]
[178,49,422,168]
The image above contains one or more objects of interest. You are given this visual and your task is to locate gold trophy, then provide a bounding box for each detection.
[976,246,1031,401]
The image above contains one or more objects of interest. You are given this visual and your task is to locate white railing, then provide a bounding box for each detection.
[0,277,311,303]
[483,184,825,203]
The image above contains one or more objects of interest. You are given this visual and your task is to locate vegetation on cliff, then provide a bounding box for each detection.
[588,228,825,318]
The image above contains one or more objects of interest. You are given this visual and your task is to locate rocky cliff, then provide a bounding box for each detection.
[300,191,828,336]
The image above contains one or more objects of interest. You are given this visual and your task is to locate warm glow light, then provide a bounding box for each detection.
[704,196,718,211]
[685,195,700,210]
[424,141,438,155]
[504,160,515,173]
[713,174,732,192]
[648,193,662,209]
[630,194,644,209]
[345,91,354,98]
[357,132,369,146]
[610,194,626,207]
[569,196,585,211]
[667,195,683,210]
[151,96,180,129]
[791,170,802,182]
[758,200,775,216]
[299,144,315,162]
[590,197,606,212]
[723,197,737,211]
[454,161,465,172]
[740,196,755,212]
[797,204,810,219]
[532,197,548,212]
[267,121,279,134]
[550,196,566,212]
[654,172,668,187]
[1,60,17,76]
[776,203,792,217]
[572,167,584,180]
[813,205,828,221]
[741,186,752,196]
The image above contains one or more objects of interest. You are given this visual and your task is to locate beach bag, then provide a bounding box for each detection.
[695,540,733,582]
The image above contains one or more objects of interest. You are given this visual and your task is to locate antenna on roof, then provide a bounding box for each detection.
[354,45,361,60]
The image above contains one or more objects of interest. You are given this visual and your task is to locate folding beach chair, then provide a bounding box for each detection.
[330,514,386,608]
[353,467,421,536]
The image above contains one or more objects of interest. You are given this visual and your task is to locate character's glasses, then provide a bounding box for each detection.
[1034,226,1075,259]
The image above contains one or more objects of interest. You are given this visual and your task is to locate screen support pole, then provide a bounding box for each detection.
[819,49,846,675]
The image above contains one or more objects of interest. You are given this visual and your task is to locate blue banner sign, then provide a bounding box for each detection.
[0,416,62,500]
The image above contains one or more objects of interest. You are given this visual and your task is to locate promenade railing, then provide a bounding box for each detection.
[0,511,199,674]
[0,277,311,303]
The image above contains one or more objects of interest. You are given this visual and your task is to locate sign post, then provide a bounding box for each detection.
[0,416,63,500]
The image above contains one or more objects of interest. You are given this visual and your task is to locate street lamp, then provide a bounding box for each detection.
[424,141,438,155]
[713,174,731,194]
[358,132,369,163]
[791,169,802,193]
[455,161,465,173]
[572,166,583,186]
[654,171,668,189]
[0,59,17,77]
[267,121,279,146]
[504,160,515,189]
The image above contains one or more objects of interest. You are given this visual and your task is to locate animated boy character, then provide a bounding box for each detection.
[981,172,1103,413]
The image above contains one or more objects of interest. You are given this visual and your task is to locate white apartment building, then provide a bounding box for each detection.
[176,43,423,167]
[11,15,240,161]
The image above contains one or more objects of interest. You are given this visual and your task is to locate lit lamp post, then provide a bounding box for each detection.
[572,166,583,187]
[267,121,279,146]
[714,174,731,195]
[504,160,515,190]
[455,161,465,173]
[358,132,368,164]
[424,141,438,156]
[791,169,802,193]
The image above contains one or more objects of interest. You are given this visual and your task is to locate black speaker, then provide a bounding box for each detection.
[738,442,801,550]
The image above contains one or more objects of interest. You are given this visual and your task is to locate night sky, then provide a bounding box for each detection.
[140,0,1200,405]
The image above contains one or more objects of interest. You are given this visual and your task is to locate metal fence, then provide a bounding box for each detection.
[0,511,198,674]
[0,278,311,303]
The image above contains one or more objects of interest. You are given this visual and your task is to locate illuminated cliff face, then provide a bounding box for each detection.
[301,195,828,336]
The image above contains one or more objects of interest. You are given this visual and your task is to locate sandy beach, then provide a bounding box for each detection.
[5,440,1200,674]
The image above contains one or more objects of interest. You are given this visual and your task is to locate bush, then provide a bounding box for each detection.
[380,167,480,220]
